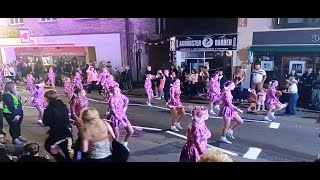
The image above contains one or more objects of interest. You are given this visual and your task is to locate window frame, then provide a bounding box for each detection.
[40,18,58,23]
[8,18,24,25]
[274,18,320,28]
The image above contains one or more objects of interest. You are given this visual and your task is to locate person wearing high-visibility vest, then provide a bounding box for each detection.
[2,82,27,145]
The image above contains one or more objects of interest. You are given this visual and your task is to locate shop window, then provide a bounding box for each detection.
[40,18,57,22]
[9,18,23,25]
[287,18,304,24]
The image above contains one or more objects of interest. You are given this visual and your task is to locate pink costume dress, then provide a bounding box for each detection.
[26,74,35,93]
[107,93,130,128]
[48,68,56,86]
[104,75,116,101]
[70,96,89,121]
[32,87,46,109]
[266,86,280,106]
[167,84,183,109]
[219,90,237,118]
[179,120,211,162]
[207,76,221,102]
[64,80,73,98]
[74,72,83,90]
[144,78,154,99]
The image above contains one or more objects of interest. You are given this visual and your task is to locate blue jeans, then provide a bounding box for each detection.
[286,93,299,115]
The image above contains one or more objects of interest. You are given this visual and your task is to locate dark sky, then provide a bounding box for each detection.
[165,18,238,35]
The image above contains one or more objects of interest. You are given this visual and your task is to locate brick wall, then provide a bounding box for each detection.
[20,18,156,67]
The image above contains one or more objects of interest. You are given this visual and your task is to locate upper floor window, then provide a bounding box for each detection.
[274,18,320,28]
[9,18,23,25]
[40,18,57,22]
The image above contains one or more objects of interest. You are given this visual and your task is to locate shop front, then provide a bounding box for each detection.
[249,29,320,89]
[15,46,87,77]
[172,34,237,79]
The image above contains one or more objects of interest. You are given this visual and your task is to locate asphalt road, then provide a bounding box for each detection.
[3,85,320,162]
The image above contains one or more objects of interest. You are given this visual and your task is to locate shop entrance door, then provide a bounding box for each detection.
[185,59,204,73]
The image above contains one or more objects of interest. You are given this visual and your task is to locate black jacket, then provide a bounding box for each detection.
[2,93,23,116]
[43,99,72,139]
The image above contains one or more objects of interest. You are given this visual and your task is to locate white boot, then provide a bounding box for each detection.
[227,130,235,140]
[220,136,232,144]
[171,126,179,132]
[270,112,276,119]
[209,110,216,114]
[264,116,272,122]
[175,122,183,130]
[214,105,220,111]
[122,141,130,152]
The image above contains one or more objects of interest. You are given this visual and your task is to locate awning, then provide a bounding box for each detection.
[249,45,320,52]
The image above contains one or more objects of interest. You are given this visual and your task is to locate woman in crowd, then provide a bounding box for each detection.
[86,66,101,94]
[26,73,35,93]
[79,108,115,162]
[43,90,73,162]
[189,69,198,96]
[311,69,320,108]
[264,80,287,122]
[108,86,133,151]
[144,74,154,106]
[163,69,172,102]
[155,70,164,99]
[70,88,89,124]
[25,81,46,124]
[2,82,27,145]
[232,67,246,104]
[179,106,211,162]
[48,66,56,89]
[219,81,244,144]
[74,68,83,90]
[167,79,186,132]
[207,72,221,114]
[64,77,73,100]
[283,77,299,115]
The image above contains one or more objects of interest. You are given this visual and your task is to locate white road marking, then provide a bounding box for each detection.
[88,98,108,104]
[165,130,187,140]
[269,122,280,129]
[242,147,262,160]
[132,126,162,131]
[23,106,35,109]
[207,144,239,157]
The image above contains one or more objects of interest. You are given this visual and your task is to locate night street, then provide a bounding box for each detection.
[1,85,318,162]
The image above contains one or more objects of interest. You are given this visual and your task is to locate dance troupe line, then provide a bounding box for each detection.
[0,65,288,162]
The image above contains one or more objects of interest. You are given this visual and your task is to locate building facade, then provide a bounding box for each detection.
[0,18,156,80]
[236,18,320,89]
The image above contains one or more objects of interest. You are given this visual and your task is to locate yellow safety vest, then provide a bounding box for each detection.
[3,94,19,114]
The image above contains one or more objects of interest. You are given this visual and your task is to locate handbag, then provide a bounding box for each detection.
[111,140,129,162]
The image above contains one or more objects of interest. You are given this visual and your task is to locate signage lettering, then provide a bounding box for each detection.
[175,34,237,51]
[179,40,201,47]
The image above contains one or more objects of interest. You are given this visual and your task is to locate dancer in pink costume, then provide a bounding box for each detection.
[104,73,116,102]
[74,68,83,90]
[264,80,287,122]
[25,81,46,124]
[69,88,89,123]
[107,86,133,151]
[64,77,73,100]
[207,73,221,114]
[26,73,35,93]
[48,67,56,89]
[144,74,154,106]
[167,79,186,132]
[219,80,244,144]
[179,106,211,162]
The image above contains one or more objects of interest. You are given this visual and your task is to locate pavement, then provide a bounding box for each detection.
[2,85,319,162]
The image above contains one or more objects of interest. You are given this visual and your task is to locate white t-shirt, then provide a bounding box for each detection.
[288,83,298,93]
[252,69,266,83]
